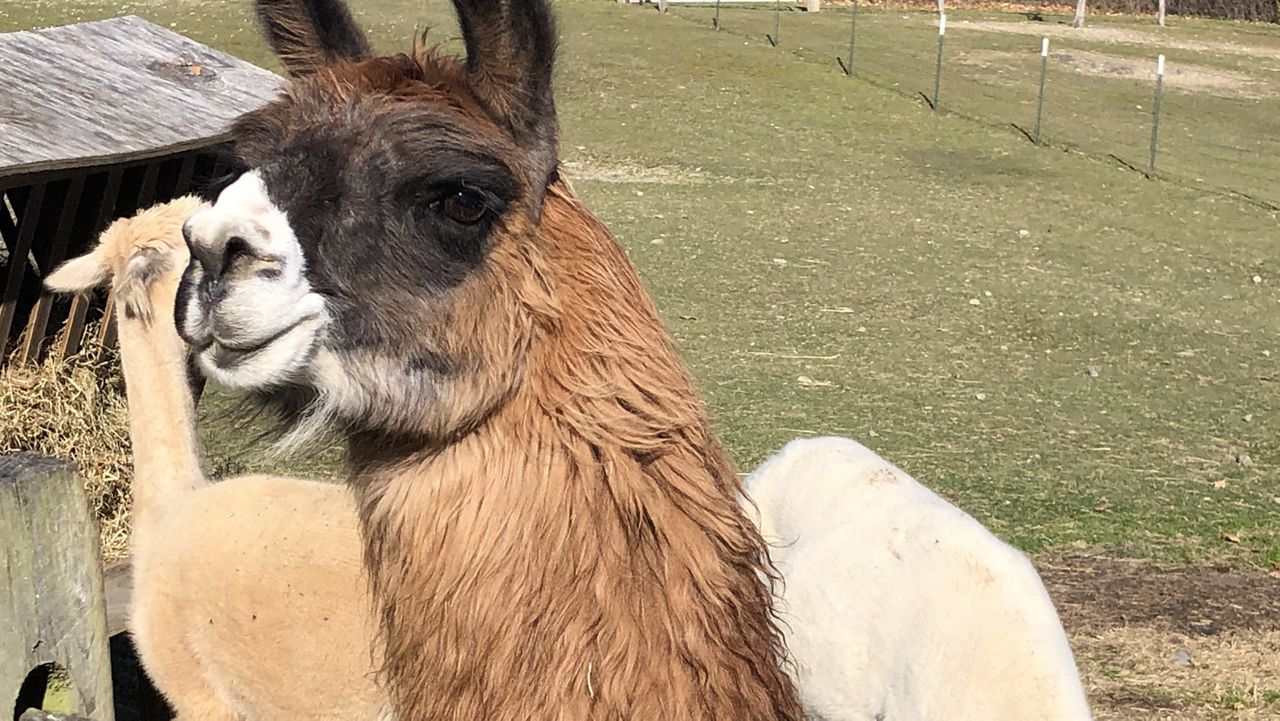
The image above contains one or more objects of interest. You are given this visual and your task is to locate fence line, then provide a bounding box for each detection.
[654,4,1280,212]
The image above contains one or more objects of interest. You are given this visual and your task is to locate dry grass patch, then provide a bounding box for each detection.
[1075,627,1280,720]
[1,340,132,560]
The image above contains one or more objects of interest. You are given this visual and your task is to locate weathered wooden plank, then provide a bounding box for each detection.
[0,183,45,358]
[0,453,115,721]
[0,16,281,180]
[19,176,85,364]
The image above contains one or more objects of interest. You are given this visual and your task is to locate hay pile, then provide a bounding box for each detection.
[1,340,133,561]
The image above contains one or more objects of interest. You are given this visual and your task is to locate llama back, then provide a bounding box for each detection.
[745,437,1092,721]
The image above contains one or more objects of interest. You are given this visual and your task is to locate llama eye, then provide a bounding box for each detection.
[436,189,488,225]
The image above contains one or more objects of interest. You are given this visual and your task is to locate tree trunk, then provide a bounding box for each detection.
[1071,0,1087,27]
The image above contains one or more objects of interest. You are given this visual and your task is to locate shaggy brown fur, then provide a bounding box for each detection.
[349,183,804,721]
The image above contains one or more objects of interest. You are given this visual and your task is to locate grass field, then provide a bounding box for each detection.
[3,0,1278,717]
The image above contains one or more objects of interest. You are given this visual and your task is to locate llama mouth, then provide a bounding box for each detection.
[214,314,318,355]
[198,313,325,387]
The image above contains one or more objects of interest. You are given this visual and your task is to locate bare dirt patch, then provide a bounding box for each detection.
[954,19,1280,61]
[957,48,1270,97]
[1038,554,1280,636]
[1036,555,1280,721]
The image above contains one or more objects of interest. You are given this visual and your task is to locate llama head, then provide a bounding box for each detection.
[46,196,208,326]
[179,0,560,442]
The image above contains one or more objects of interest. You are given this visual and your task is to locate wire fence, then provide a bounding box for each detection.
[657,3,1280,209]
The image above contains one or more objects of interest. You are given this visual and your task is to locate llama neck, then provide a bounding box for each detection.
[113,294,204,537]
[350,369,803,721]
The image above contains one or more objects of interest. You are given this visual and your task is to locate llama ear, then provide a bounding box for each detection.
[115,247,173,326]
[255,0,372,77]
[44,251,110,293]
[451,0,559,197]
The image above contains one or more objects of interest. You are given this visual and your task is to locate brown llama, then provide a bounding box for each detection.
[176,0,806,719]
[45,198,385,721]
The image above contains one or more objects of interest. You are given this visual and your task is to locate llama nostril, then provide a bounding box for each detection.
[222,236,253,275]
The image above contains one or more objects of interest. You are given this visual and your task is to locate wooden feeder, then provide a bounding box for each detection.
[0,15,280,368]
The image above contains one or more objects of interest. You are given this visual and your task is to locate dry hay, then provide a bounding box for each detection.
[1,335,132,561]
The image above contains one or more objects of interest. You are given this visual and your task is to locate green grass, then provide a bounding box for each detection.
[4,0,1277,566]
[671,5,1280,206]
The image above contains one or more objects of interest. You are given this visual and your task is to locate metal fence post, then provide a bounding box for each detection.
[837,1,858,76]
[1149,54,1165,174]
[768,0,781,46]
[1034,37,1049,144]
[932,15,946,110]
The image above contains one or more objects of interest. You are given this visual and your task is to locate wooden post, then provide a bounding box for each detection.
[1158,0,1166,25]
[0,454,115,721]
[806,0,820,12]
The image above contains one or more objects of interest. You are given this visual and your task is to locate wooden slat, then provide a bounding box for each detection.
[95,294,117,352]
[0,16,281,181]
[0,183,45,359]
[173,154,197,196]
[135,161,161,208]
[58,169,121,360]
[0,191,17,253]
[19,176,85,364]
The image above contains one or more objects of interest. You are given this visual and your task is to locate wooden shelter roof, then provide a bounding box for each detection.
[0,15,281,182]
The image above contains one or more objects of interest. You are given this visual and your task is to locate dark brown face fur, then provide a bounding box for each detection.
[177,0,560,444]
